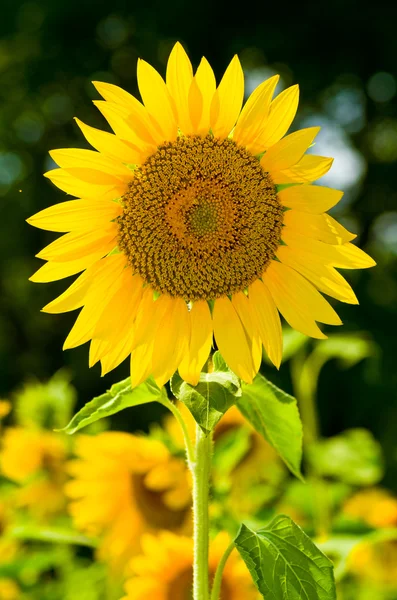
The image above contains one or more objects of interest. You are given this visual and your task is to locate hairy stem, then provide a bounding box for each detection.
[191,425,212,600]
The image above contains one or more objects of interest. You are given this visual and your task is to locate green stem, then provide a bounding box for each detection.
[191,425,212,600]
[210,541,235,600]
[290,351,322,445]
[291,350,331,539]
[160,395,195,464]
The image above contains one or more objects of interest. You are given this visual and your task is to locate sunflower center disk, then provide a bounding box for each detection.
[118,135,284,301]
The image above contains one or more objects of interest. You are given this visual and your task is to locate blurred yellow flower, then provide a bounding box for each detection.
[343,488,397,528]
[122,531,258,599]
[0,428,67,519]
[0,401,11,420]
[0,579,20,600]
[66,432,191,572]
[348,539,397,586]
[0,501,19,563]
[28,42,374,388]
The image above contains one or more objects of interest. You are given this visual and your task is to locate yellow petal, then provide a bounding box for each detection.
[250,84,300,153]
[188,77,203,132]
[137,59,178,142]
[36,226,117,262]
[213,295,255,383]
[276,245,359,304]
[191,57,216,135]
[179,300,213,386]
[44,168,125,201]
[248,278,283,368]
[63,302,101,350]
[42,265,98,314]
[62,167,127,187]
[264,260,341,337]
[275,155,333,184]
[261,127,320,173]
[132,290,171,350]
[233,75,279,148]
[166,42,193,134]
[93,81,141,112]
[210,55,244,139]
[152,297,190,387]
[89,338,105,367]
[50,148,132,181]
[43,255,126,314]
[94,271,143,339]
[278,184,343,214]
[100,323,134,375]
[130,340,153,388]
[94,101,158,150]
[282,229,376,269]
[74,118,142,165]
[284,210,356,244]
[27,199,122,232]
[29,253,103,283]
[63,257,127,349]
[231,292,262,375]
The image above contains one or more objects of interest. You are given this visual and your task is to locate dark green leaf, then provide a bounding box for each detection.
[235,516,336,600]
[237,374,303,479]
[170,353,241,433]
[59,377,163,434]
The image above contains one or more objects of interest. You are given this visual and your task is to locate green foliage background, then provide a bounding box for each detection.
[0,0,396,482]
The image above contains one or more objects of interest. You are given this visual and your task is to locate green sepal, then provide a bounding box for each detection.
[234,516,336,600]
[170,351,241,433]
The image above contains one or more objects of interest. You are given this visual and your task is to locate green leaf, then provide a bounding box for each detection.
[59,377,163,434]
[212,351,230,372]
[237,373,303,479]
[170,352,241,433]
[234,516,336,600]
[9,525,97,547]
[307,428,384,485]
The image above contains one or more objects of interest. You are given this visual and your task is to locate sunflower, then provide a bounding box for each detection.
[122,531,258,599]
[0,427,67,519]
[65,432,191,571]
[28,42,375,386]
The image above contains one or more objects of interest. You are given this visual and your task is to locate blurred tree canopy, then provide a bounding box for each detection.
[0,0,396,483]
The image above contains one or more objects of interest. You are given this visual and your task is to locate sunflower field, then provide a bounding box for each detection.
[1,1,397,599]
